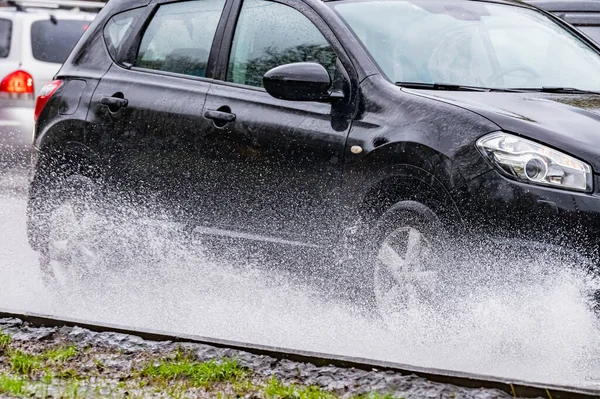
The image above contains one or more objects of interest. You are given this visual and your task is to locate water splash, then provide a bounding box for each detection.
[0,166,599,390]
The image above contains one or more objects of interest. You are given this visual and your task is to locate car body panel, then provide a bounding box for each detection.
[341,75,499,228]
[401,89,600,174]
[85,64,214,216]
[199,81,351,245]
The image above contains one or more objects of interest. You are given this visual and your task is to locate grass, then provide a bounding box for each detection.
[9,350,41,376]
[0,332,10,354]
[264,377,338,399]
[43,345,78,363]
[264,379,406,399]
[54,368,80,380]
[0,374,25,396]
[0,339,409,399]
[139,355,248,388]
[355,394,403,399]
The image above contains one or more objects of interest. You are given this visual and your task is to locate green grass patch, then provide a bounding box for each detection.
[355,394,403,399]
[64,379,83,398]
[264,378,338,399]
[140,356,247,388]
[0,332,10,354]
[54,368,80,380]
[0,374,26,396]
[9,350,41,376]
[264,378,405,399]
[44,345,78,363]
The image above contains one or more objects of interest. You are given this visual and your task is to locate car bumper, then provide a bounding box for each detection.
[457,170,600,259]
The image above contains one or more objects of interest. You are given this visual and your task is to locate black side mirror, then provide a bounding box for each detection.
[263,62,342,102]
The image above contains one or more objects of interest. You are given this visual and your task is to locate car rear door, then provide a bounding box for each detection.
[86,0,229,217]
[194,0,357,247]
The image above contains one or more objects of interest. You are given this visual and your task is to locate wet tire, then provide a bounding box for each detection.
[28,174,101,288]
[363,201,447,324]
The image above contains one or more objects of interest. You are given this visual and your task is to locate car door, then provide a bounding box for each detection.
[193,0,356,247]
[86,0,228,217]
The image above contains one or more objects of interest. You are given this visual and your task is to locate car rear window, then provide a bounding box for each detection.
[31,19,89,64]
[0,19,12,58]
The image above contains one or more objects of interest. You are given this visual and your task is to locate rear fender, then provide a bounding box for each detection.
[33,119,103,184]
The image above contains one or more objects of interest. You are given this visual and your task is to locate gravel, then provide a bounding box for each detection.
[0,317,521,398]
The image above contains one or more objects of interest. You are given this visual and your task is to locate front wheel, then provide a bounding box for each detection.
[367,201,447,325]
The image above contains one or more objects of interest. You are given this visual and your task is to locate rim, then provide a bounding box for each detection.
[373,226,438,320]
[43,200,99,286]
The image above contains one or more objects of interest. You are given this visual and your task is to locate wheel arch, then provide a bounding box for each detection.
[33,119,104,183]
[357,163,464,234]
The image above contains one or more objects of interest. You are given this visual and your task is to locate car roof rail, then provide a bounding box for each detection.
[1,0,107,12]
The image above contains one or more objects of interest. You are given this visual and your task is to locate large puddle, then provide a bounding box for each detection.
[1,165,599,390]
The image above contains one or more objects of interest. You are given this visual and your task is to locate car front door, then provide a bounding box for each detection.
[86,0,228,217]
[192,0,356,247]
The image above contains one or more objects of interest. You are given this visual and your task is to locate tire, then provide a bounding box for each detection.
[363,200,447,325]
[28,173,102,288]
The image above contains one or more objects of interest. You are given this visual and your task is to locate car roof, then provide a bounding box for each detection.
[321,0,542,11]
[0,0,104,16]
[0,9,97,21]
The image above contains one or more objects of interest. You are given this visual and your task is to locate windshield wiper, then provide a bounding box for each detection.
[509,87,600,95]
[395,82,490,92]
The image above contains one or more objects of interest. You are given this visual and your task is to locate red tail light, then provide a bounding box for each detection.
[34,80,62,122]
[0,70,34,94]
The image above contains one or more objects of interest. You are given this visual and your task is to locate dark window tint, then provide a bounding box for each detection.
[136,0,226,77]
[104,9,138,61]
[227,0,337,88]
[0,19,11,58]
[31,20,89,63]
[578,26,600,44]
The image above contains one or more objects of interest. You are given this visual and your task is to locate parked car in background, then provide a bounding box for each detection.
[0,0,103,165]
[526,0,600,44]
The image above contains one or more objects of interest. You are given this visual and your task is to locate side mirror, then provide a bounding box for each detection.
[263,62,342,102]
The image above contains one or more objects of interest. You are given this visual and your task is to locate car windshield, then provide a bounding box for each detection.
[329,0,600,91]
[31,19,89,64]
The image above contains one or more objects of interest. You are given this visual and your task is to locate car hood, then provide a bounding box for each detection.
[403,89,600,172]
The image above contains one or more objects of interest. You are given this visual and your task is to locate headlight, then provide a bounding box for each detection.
[476,132,593,192]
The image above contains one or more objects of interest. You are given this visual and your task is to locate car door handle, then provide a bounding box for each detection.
[100,96,128,109]
[204,110,236,123]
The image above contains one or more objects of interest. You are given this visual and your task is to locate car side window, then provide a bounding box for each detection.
[226,0,338,88]
[136,0,226,77]
[104,9,139,61]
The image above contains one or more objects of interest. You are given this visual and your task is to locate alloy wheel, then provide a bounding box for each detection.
[373,226,438,322]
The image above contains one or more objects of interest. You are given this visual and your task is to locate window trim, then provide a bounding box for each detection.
[128,64,217,83]
[117,0,234,81]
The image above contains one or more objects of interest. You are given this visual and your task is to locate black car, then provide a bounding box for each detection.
[30,0,600,319]
[525,0,600,44]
